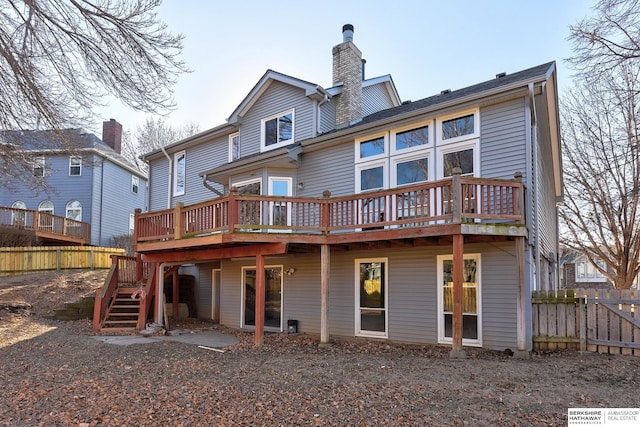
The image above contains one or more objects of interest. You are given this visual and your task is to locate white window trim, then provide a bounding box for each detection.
[173,151,186,196]
[436,140,480,179]
[436,109,480,146]
[436,253,482,347]
[33,155,45,177]
[38,200,54,215]
[355,132,389,163]
[268,177,292,231]
[355,158,389,193]
[129,213,135,234]
[260,109,295,152]
[575,258,607,282]
[66,200,82,222]
[355,257,389,338]
[391,150,433,187]
[131,175,139,194]
[240,265,284,332]
[229,132,240,162]
[69,156,82,176]
[390,120,433,155]
[233,177,263,194]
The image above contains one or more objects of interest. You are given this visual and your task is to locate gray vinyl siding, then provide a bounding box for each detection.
[211,243,518,350]
[91,159,147,246]
[362,83,395,116]
[297,142,355,197]
[239,81,315,156]
[148,156,170,211]
[319,99,336,133]
[173,136,227,206]
[479,98,527,180]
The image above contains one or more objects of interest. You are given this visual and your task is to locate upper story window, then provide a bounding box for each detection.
[359,136,386,160]
[261,109,294,152]
[129,213,135,234]
[38,200,54,215]
[437,110,479,144]
[393,124,429,152]
[33,156,45,177]
[69,157,82,176]
[11,201,26,226]
[174,151,185,196]
[442,147,475,177]
[229,132,240,162]
[131,175,139,194]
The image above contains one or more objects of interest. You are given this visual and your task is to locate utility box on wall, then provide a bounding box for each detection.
[287,319,298,334]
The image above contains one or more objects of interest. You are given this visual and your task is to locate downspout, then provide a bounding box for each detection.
[202,175,223,197]
[316,92,329,135]
[528,82,540,291]
[98,157,105,245]
[160,146,172,209]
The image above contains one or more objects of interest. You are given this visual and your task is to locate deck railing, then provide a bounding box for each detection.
[135,173,524,244]
[0,206,90,244]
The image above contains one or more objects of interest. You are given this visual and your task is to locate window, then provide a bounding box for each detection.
[33,156,45,177]
[356,133,388,162]
[437,254,482,346]
[575,258,607,282]
[393,124,429,152]
[11,201,26,226]
[66,200,82,222]
[69,157,82,176]
[229,132,240,162]
[131,175,139,194]
[129,213,135,234]
[394,156,430,186]
[173,151,185,196]
[38,200,54,230]
[234,178,262,229]
[358,162,386,192]
[442,114,474,140]
[261,110,294,151]
[442,148,475,177]
[242,266,283,330]
[355,258,388,337]
[268,177,292,229]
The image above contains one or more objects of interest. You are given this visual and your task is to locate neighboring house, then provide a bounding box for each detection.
[131,25,562,355]
[0,120,148,246]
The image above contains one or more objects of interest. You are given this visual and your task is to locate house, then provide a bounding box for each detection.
[0,120,148,247]
[102,25,562,357]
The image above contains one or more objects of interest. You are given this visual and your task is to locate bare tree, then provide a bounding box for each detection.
[121,117,199,172]
[560,62,640,289]
[0,0,187,181]
[568,0,640,76]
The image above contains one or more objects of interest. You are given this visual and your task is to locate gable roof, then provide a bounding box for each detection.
[0,128,147,178]
[226,70,329,124]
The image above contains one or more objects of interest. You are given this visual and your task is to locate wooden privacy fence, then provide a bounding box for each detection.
[0,246,126,276]
[532,288,640,356]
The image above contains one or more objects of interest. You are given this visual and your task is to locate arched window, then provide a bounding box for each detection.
[38,200,55,230]
[11,201,26,226]
[38,200,54,215]
[66,200,82,222]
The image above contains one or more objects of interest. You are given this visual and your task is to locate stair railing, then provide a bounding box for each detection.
[92,254,121,331]
[136,264,157,330]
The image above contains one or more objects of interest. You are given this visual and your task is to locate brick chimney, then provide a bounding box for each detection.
[102,118,122,154]
[333,24,363,128]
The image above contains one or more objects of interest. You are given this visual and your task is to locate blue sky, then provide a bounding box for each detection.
[95,0,595,136]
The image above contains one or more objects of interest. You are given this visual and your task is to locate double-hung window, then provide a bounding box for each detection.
[69,157,82,176]
[131,175,139,194]
[261,109,294,152]
[33,156,45,177]
[174,151,185,196]
[229,132,240,162]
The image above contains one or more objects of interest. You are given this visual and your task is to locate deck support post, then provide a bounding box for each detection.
[320,243,330,344]
[514,235,530,359]
[255,254,265,346]
[172,268,179,318]
[450,233,466,359]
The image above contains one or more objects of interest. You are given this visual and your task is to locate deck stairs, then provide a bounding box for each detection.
[100,287,140,332]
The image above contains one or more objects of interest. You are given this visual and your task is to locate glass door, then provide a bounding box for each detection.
[243,266,282,330]
[268,177,292,231]
[356,258,387,337]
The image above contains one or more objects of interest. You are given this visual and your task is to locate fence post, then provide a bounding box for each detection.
[579,297,587,352]
[56,248,61,271]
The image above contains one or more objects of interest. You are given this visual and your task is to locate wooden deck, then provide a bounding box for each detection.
[0,206,90,245]
[134,174,527,253]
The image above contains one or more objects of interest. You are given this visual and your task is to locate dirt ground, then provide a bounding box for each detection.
[1,270,639,426]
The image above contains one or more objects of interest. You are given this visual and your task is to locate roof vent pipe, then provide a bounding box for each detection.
[342,24,354,42]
